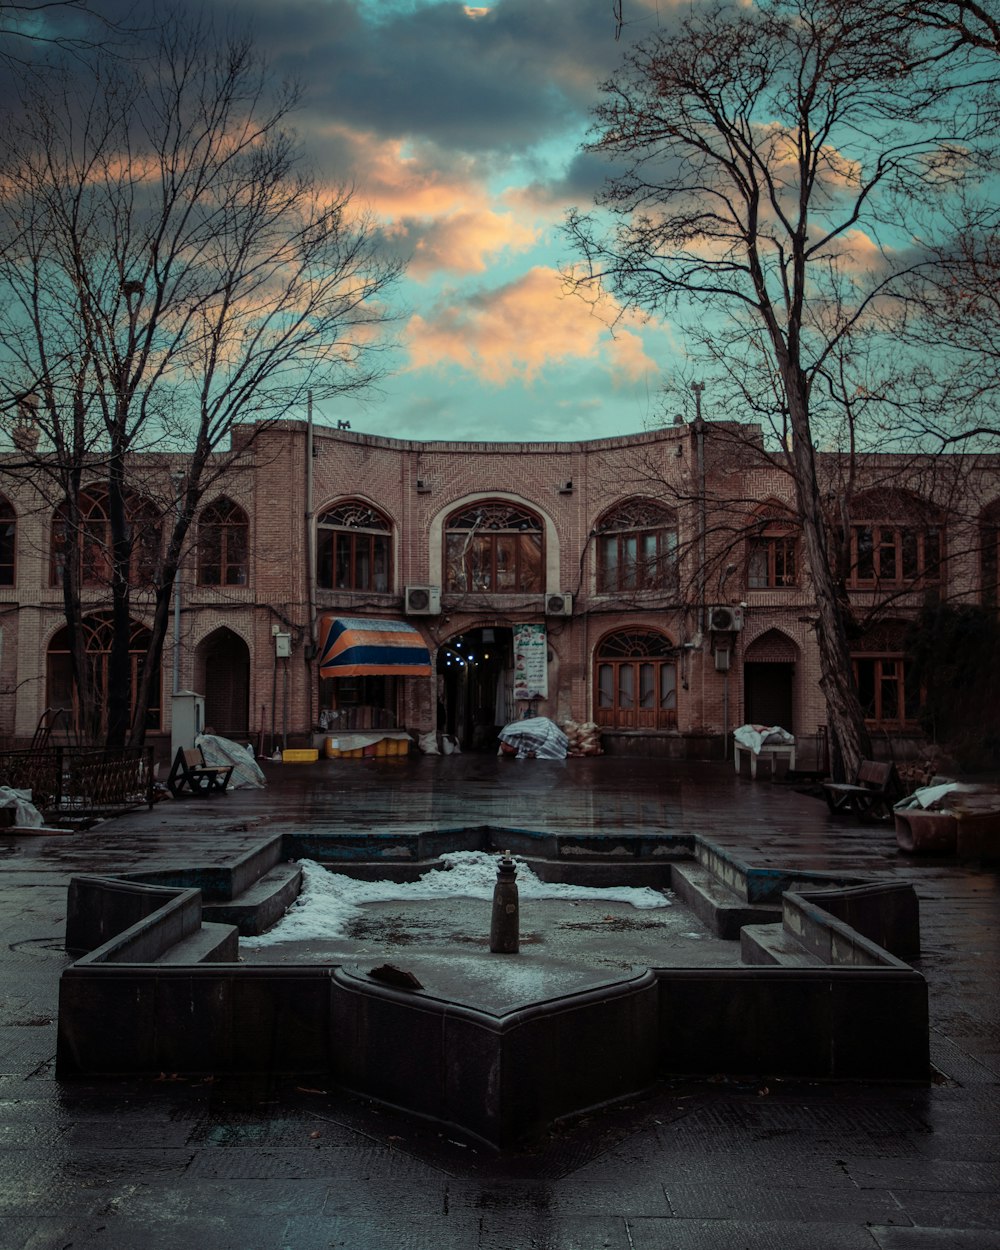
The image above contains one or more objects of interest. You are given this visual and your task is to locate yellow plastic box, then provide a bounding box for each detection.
[282,748,319,763]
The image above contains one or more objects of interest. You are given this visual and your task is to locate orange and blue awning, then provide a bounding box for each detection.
[318,615,431,678]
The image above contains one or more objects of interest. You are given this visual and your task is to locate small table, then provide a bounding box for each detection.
[734,741,796,780]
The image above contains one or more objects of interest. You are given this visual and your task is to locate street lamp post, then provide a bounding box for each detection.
[170,468,186,696]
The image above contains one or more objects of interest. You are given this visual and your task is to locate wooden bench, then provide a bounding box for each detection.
[823,760,900,820]
[166,747,234,798]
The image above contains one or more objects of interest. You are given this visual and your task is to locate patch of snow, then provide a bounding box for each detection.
[244,850,671,946]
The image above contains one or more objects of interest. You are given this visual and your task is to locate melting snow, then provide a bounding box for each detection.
[243,850,671,947]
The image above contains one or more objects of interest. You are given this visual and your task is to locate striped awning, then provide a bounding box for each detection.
[318,615,432,678]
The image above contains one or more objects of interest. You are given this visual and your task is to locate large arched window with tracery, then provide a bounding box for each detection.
[46,613,161,737]
[594,628,677,730]
[0,496,15,586]
[50,487,160,588]
[445,500,543,593]
[317,500,392,592]
[596,499,678,594]
[197,498,249,586]
[980,499,1000,609]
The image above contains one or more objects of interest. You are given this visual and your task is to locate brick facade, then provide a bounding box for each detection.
[1,420,997,765]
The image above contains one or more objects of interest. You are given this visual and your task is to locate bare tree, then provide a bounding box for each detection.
[565,0,996,777]
[0,12,402,745]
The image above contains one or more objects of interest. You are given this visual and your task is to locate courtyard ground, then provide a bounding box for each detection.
[0,755,997,1249]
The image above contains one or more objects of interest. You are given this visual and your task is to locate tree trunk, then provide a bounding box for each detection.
[786,378,872,781]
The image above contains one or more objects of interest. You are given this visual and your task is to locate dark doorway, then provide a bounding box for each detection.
[438,627,514,750]
[197,628,250,737]
[744,662,794,731]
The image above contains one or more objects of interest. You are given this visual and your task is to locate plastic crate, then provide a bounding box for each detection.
[282,748,319,763]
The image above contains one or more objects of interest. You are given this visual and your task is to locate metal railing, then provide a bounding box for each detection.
[0,746,154,817]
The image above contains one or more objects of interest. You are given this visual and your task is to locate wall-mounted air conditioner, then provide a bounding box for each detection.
[545,593,573,617]
[405,585,441,616]
[707,605,744,632]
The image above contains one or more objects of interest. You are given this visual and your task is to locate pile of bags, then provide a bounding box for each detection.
[561,720,603,757]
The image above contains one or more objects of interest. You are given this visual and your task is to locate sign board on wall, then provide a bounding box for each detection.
[513,623,547,700]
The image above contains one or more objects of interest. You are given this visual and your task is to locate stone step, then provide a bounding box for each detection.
[202,862,303,936]
[741,922,825,967]
[156,921,239,964]
[670,862,781,939]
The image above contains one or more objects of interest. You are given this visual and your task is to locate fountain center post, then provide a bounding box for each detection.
[489,850,520,953]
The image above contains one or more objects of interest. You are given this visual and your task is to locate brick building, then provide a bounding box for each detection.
[1,419,997,765]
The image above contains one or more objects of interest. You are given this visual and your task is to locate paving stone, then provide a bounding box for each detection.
[891,1191,1000,1230]
[660,1181,912,1225]
[627,1216,883,1249]
[871,1230,1000,1249]
[844,1157,999,1192]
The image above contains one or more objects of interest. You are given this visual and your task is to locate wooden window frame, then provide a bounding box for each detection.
[848,522,943,590]
[596,500,678,595]
[0,498,15,587]
[50,488,161,589]
[444,501,544,594]
[197,498,249,587]
[317,501,393,593]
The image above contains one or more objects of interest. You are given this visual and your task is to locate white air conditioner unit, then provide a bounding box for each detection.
[405,585,441,616]
[708,605,743,632]
[545,592,573,617]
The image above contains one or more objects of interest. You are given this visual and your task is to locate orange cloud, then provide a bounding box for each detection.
[406,265,661,384]
[319,124,538,275]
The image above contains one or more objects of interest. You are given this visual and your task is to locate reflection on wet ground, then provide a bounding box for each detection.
[1,755,998,1248]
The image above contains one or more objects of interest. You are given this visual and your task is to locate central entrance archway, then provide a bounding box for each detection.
[437,626,515,750]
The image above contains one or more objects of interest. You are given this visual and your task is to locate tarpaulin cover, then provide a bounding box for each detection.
[318,615,431,678]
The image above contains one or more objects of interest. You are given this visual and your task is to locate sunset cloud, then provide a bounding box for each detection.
[406,265,660,384]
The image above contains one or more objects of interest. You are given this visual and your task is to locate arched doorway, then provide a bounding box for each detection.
[437,626,515,750]
[46,613,160,742]
[743,629,798,730]
[593,627,678,730]
[195,628,250,737]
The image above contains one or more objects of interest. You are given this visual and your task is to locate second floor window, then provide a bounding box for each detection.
[197,498,249,586]
[981,504,1000,608]
[747,504,798,589]
[317,501,392,592]
[445,501,543,593]
[596,500,678,594]
[50,488,160,588]
[848,524,942,589]
[0,498,15,586]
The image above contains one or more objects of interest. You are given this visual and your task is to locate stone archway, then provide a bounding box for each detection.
[195,627,250,737]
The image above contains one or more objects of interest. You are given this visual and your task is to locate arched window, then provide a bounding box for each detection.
[596,499,678,594]
[0,497,15,586]
[747,501,798,589]
[594,629,677,730]
[46,613,161,737]
[445,500,543,593]
[980,500,1000,609]
[848,489,944,590]
[197,498,249,587]
[50,488,161,589]
[317,500,392,592]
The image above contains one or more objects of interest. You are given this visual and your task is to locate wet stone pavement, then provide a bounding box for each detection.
[0,755,997,1249]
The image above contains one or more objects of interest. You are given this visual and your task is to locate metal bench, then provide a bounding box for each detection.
[166,747,233,798]
[823,760,900,820]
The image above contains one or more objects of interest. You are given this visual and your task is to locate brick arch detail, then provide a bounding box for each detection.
[743,628,800,663]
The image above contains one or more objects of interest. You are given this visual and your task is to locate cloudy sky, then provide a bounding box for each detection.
[158,0,681,443]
